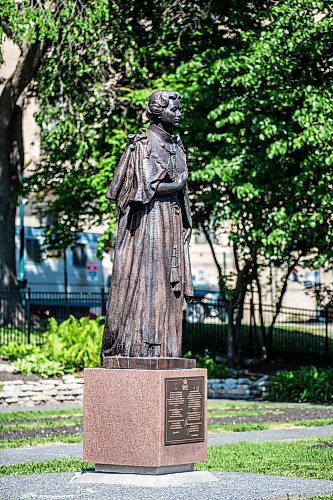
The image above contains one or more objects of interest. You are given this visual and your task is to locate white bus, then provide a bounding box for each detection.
[15,227,105,293]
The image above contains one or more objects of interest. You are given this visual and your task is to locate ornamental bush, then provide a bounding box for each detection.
[268,366,333,403]
[44,316,103,371]
[183,349,230,379]
[0,317,103,376]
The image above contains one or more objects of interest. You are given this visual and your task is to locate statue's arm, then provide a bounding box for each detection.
[155,172,187,195]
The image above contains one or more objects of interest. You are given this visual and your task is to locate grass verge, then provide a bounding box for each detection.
[0,418,82,432]
[208,418,333,433]
[0,408,82,423]
[0,458,93,476]
[195,438,333,480]
[0,434,82,449]
[1,438,332,479]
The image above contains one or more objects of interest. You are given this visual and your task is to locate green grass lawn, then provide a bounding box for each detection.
[1,438,332,480]
[195,438,333,480]
[183,321,332,358]
[0,408,82,422]
[1,402,332,448]
[208,418,333,433]
[0,417,82,432]
[0,434,82,449]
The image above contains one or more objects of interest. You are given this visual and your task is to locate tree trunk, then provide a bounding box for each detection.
[234,291,245,365]
[267,258,301,349]
[226,306,235,368]
[0,40,47,324]
[0,106,24,324]
[200,222,254,367]
[255,269,267,359]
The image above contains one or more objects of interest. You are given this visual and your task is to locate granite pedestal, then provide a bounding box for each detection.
[83,365,207,474]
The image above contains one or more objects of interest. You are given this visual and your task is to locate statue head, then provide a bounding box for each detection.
[146,90,182,130]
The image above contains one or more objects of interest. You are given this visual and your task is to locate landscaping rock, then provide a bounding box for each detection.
[0,371,270,406]
[0,363,15,373]
[0,375,85,407]
[207,375,270,399]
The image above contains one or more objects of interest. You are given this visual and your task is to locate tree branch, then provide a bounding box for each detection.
[1,21,13,39]
[201,221,229,304]
[269,254,303,329]
[0,39,48,130]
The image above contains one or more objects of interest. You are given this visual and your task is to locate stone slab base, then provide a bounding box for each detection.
[95,464,193,474]
[73,470,218,487]
[102,356,196,370]
[83,367,207,468]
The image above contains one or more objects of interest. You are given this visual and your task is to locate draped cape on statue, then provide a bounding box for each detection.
[101,125,193,358]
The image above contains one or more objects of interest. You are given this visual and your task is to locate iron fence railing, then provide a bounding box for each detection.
[0,288,332,361]
[182,296,332,362]
[0,288,108,346]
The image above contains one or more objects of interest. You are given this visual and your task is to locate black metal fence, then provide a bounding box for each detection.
[0,289,107,346]
[0,289,332,362]
[183,296,333,362]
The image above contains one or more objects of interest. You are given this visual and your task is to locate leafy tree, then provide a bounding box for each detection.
[0,0,110,321]
[0,0,244,291]
[30,1,246,252]
[166,0,333,365]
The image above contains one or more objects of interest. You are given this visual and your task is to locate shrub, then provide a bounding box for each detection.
[0,343,41,361]
[13,354,67,378]
[268,366,333,403]
[44,316,103,371]
[0,317,103,376]
[184,350,230,379]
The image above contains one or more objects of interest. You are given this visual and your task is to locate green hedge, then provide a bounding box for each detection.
[0,316,103,377]
[268,366,333,403]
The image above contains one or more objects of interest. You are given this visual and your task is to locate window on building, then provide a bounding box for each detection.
[26,238,42,263]
[72,244,87,267]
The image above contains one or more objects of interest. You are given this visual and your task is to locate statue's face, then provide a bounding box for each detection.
[160,98,182,129]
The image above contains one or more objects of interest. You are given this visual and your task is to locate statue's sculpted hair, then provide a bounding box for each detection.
[146,90,181,121]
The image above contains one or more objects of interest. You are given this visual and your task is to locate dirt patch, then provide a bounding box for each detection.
[311,441,333,449]
[208,406,333,425]
[0,424,82,441]
[0,372,43,382]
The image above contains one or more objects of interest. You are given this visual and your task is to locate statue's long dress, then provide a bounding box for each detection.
[101,124,193,358]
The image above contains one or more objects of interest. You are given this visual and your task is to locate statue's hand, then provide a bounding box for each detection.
[183,228,192,244]
[175,172,187,190]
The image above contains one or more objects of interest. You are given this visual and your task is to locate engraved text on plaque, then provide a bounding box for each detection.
[165,376,205,445]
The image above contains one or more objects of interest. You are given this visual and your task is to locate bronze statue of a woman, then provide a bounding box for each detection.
[101,90,193,362]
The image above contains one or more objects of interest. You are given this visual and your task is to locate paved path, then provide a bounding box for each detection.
[208,424,333,445]
[0,443,83,465]
[1,425,333,466]
[1,471,333,499]
[0,403,82,413]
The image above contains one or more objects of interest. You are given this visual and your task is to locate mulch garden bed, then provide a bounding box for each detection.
[1,404,332,441]
[1,425,82,441]
[0,372,44,382]
[208,405,333,425]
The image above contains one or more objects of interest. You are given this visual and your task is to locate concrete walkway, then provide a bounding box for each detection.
[1,471,333,499]
[1,424,333,466]
[209,424,333,445]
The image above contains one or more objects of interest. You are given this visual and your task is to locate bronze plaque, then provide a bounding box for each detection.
[165,376,205,445]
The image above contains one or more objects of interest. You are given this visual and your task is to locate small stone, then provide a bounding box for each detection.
[42,380,59,385]
[2,380,24,385]
[223,378,237,389]
[43,390,58,396]
[237,377,251,384]
[4,397,19,403]
[64,383,83,391]
[62,375,77,383]
[0,363,15,373]
[31,394,47,401]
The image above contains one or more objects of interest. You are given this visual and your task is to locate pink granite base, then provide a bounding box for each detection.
[83,368,207,468]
